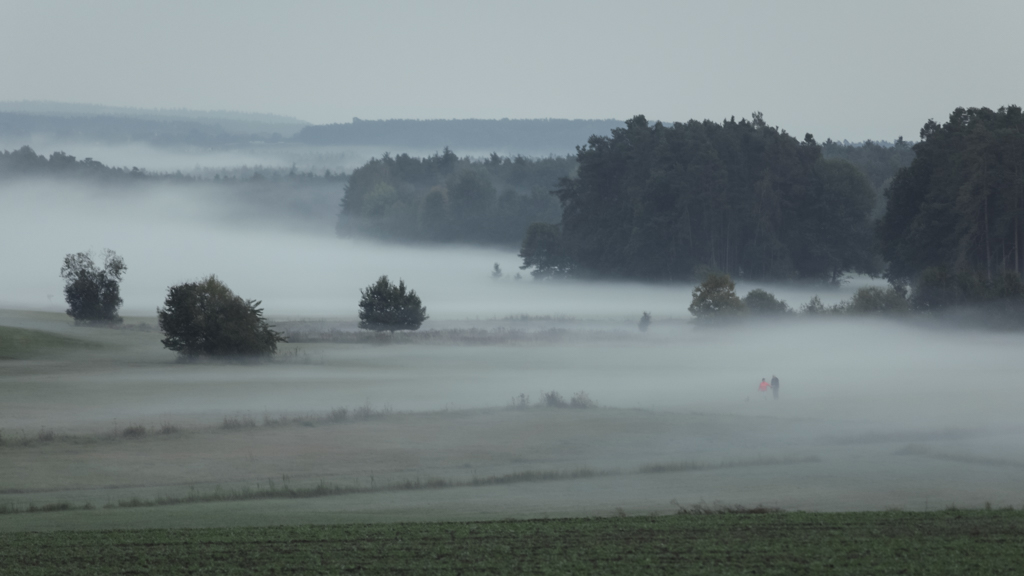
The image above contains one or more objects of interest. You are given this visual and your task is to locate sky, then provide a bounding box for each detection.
[1,0,1022,142]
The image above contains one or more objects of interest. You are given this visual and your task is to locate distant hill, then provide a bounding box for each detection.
[292,118,625,153]
[0,101,307,136]
[0,104,624,154]
[0,101,307,148]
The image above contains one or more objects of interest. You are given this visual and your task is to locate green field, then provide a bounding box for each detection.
[2,510,1023,574]
[0,324,98,360]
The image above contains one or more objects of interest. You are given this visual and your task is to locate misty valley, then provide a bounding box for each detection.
[3,108,1024,535]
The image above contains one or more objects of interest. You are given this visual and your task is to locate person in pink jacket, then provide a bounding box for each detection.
[758,378,769,396]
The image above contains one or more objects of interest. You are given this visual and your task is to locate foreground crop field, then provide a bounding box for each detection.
[3,510,1024,575]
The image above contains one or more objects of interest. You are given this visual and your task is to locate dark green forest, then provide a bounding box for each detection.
[821,137,915,217]
[879,105,1024,307]
[520,114,886,282]
[337,149,574,245]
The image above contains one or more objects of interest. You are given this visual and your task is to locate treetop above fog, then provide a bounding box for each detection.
[521,114,881,282]
[879,105,1024,284]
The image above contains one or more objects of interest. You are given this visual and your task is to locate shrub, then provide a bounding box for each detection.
[569,391,596,408]
[222,414,257,429]
[358,275,428,332]
[847,285,909,314]
[542,391,568,407]
[742,289,790,314]
[60,249,126,324]
[326,408,349,422]
[801,295,826,314]
[509,393,530,409]
[158,276,285,358]
[688,273,745,321]
[637,312,652,332]
[121,424,146,438]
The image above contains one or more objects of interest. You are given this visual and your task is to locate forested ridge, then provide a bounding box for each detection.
[0,110,621,153]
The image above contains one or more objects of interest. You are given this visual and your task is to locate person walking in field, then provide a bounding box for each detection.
[758,378,769,397]
[770,375,780,399]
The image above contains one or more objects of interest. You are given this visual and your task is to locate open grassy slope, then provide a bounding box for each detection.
[0,325,98,360]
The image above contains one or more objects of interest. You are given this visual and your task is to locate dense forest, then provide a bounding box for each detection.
[519,114,884,282]
[821,138,915,217]
[337,149,574,245]
[879,105,1024,305]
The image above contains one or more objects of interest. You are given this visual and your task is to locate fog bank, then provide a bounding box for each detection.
[0,179,872,320]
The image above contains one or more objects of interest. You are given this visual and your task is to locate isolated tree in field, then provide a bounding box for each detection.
[60,249,126,324]
[358,275,428,332]
[157,275,284,358]
[688,273,744,321]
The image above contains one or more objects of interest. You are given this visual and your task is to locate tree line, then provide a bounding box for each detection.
[879,106,1024,305]
[519,114,885,282]
[337,148,573,245]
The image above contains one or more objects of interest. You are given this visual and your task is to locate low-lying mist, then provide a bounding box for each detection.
[5,175,1024,517]
[1,178,870,320]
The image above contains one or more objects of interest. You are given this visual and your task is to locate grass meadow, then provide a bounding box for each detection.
[3,307,1024,570]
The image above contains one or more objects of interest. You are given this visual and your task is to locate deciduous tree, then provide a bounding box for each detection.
[60,249,126,324]
[157,276,284,358]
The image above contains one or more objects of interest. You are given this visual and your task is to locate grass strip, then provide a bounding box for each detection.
[0,456,817,515]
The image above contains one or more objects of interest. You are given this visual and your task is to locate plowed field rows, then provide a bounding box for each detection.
[3,510,1023,575]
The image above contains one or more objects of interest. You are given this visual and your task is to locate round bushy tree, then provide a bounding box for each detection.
[847,285,910,314]
[742,289,790,314]
[688,273,744,321]
[157,276,284,358]
[60,249,126,324]
[358,275,428,332]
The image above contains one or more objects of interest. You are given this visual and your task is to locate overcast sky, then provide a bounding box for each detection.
[1,0,1021,141]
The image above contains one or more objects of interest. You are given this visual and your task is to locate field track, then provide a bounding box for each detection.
[2,510,1023,574]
